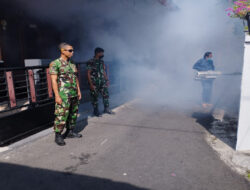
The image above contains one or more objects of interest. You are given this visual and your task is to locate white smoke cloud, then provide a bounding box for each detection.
[81,0,244,112]
[14,0,245,113]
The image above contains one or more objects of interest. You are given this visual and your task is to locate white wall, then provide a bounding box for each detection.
[237,33,250,151]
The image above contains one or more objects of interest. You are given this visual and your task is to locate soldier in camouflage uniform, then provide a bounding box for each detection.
[87,47,114,116]
[50,42,82,146]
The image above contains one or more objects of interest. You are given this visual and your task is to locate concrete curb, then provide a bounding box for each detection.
[205,132,250,180]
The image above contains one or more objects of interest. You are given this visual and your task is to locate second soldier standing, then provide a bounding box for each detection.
[87,47,114,116]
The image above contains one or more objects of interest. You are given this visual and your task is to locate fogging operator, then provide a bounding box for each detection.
[49,43,82,146]
[193,52,215,108]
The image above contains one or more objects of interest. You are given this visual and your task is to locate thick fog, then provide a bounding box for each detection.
[11,0,245,113]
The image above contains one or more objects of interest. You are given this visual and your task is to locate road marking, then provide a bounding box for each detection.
[4,156,10,160]
[100,139,108,146]
[0,147,9,153]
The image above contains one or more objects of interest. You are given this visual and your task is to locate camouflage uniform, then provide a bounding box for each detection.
[87,58,109,109]
[49,58,79,133]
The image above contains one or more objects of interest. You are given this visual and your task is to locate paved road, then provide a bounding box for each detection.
[0,101,249,190]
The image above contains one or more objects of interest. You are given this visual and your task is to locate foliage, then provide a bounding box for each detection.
[226,0,250,19]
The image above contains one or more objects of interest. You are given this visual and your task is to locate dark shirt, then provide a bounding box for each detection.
[193,58,215,71]
[86,58,106,81]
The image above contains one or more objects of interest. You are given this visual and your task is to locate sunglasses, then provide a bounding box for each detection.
[64,49,74,53]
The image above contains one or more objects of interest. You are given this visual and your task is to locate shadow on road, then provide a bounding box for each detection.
[75,118,88,133]
[0,162,148,190]
[0,103,55,147]
[192,112,237,149]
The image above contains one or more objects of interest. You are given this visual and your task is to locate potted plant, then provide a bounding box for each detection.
[226,0,250,34]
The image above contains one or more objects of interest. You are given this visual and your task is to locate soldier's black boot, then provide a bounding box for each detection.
[93,107,101,117]
[63,129,82,138]
[55,133,66,146]
[103,107,115,115]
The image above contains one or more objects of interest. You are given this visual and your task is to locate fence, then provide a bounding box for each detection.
[0,61,121,146]
[0,66,54,116]
[0,61,121,116]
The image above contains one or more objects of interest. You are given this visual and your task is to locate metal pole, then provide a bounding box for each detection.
[28,70,37,103]
[5,71,17,108]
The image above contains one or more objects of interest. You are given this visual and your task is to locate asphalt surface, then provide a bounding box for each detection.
[0,100,249,190]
